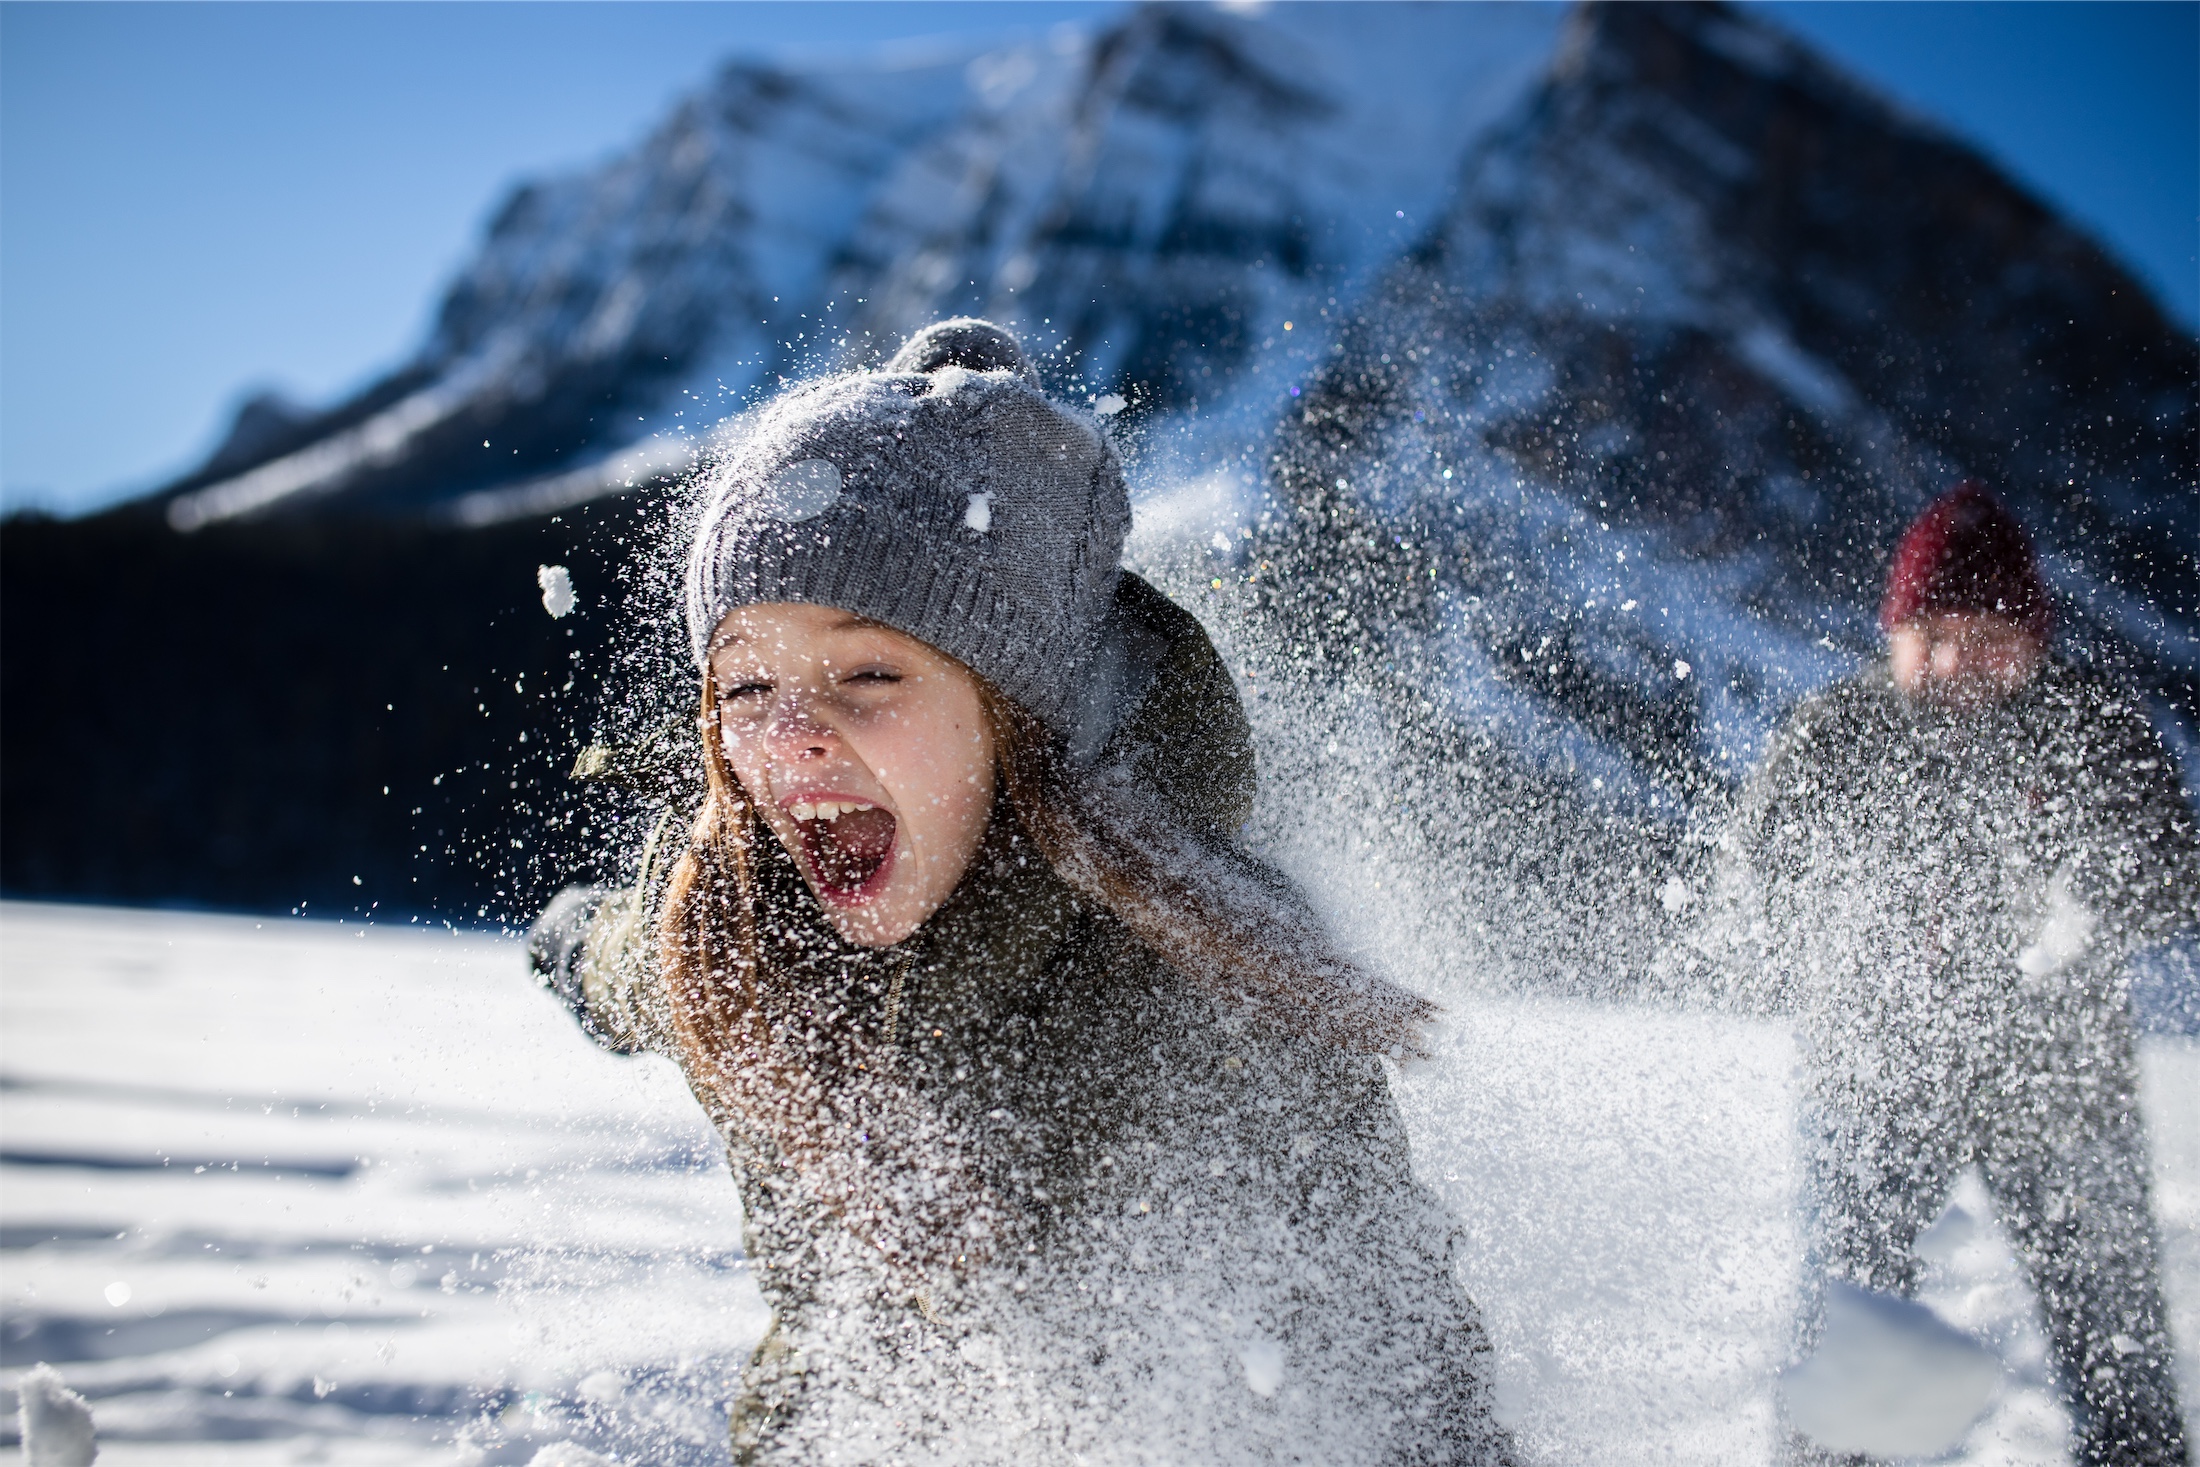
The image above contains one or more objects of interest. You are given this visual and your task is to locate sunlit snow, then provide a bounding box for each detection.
[3,903,2192,1464]
[1779,1282,2001,1457]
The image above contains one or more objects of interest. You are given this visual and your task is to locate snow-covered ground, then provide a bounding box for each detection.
[2,902,2193,1465]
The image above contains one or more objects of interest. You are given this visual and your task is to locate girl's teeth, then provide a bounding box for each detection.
[792,799,876,821]
[796,804,880,826]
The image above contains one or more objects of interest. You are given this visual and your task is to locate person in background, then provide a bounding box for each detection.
[528,319,1513,1466]
[1682,482,2197,1465]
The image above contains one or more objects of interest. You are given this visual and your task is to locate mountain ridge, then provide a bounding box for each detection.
[152,1,1570,530]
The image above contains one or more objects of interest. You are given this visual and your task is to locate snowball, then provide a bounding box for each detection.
[2016,869,2096,978]
[1240,1338,1285,1397]
[537,564,576,619]
[1780,1283,1999,1458]
[576,1369,624,1404]
[18,1363,98,1467]
[964,491,994,533]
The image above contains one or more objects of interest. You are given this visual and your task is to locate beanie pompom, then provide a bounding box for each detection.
[1880,481,2051,639]
[885,317,1038,386]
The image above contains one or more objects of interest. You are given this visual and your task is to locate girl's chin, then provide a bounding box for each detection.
[817,895,932,949]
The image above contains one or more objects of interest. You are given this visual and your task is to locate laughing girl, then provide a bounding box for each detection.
[531,320,1511,1466]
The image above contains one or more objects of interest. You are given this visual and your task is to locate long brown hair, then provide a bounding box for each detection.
[656,658,1434,1273]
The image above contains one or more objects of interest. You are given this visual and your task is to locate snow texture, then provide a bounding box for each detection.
[1779,1282,2001,1457]
[19,1362,99,1466]
[3,902,2194,1465]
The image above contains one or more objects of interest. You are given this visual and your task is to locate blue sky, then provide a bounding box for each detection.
[2,2,2193,517]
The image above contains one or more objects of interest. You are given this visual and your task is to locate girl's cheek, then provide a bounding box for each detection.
[720,733,773,799]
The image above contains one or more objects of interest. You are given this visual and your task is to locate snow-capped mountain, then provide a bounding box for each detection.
[151,0,2193,743]
[158,2,1568,530]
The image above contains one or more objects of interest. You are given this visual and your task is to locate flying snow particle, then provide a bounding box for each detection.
[1673,659,1692,681]
[1093,393,1127,416]
[103,1281,130,1307]
[964,492,994,533]
[537,565,577,619]
[1660,876,1694,915]
[1780,1283,1999,1458]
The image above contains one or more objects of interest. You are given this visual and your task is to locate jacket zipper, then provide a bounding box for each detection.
[877,947,940,1324]
[881,948,913,1051]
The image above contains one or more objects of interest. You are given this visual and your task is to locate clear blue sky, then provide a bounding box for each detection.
[2,2,2193,518]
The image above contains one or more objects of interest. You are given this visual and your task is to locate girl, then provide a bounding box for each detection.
[532,319,1511,1466]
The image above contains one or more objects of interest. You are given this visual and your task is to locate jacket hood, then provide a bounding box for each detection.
[1075,572,1255,839]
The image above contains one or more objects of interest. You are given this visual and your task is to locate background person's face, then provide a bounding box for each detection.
[709,603,997,947]
[1888,612,2045,707]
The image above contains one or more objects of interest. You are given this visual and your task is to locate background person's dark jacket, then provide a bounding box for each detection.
[1691,657,2197,1018]
[1675,657,2196,1466]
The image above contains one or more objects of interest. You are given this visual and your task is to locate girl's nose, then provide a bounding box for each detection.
[763,694,837,759]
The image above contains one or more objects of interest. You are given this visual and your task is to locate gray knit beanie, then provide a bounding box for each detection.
[686,320,1128,733]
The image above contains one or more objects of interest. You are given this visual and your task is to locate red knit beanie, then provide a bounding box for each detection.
[1879,481,2052,638]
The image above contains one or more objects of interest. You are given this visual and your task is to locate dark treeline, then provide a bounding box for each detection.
[0,505,680,922]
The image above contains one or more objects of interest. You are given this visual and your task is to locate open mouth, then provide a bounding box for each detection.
[788,799,898,901]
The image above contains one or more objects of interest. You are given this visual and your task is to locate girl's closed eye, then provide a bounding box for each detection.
[841,666,903,688]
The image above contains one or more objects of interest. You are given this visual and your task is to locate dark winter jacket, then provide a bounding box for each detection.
[1679,656,2198,1049]
[531,576,1512,1467]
